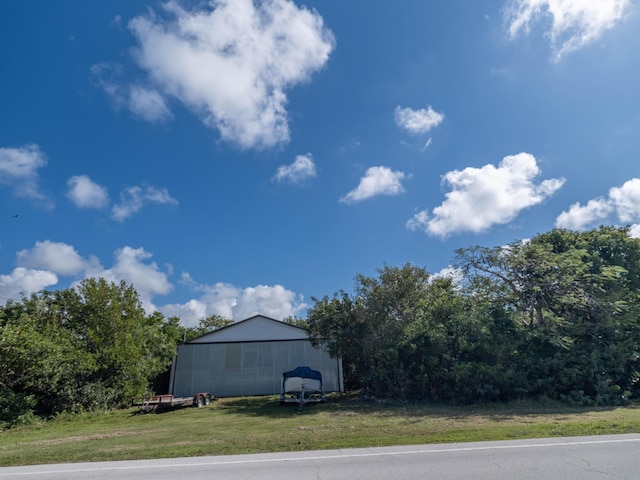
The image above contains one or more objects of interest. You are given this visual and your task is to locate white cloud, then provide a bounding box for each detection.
[128,85,173,123]
[112,14,123,29]
[0,268,58,302]
[273,153,317,184]
[84,246,173,313]
[504,0,630,60]
[66,175,110,209]
[66,175,177,220]
[629,224,640,238]
[609,178,640,223]
[234,284,305,321]
[406,210,430,232]
[340,166,407,204]
[0,144,51,205]
[111,184,178,222]
[159,279,307,327]
[2,241,307,324]
[91,62,127,107]
[16,241,99,276]
[13,242,173,308]
[97,246,173,295]
[408,152,565,237]
[554,197,612,230]
[6,243,172,313]
[124,0,335,149]
[92,64,174,123]
[394,105,444,135]
[555,178,640,231]
[431,266,465,285]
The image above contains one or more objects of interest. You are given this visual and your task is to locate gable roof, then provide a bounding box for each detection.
[187,314,309,344]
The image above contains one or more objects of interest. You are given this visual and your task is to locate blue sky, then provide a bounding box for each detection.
[1,0,639,326]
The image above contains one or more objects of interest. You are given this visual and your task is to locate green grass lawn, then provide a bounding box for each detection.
[1,394,639,467]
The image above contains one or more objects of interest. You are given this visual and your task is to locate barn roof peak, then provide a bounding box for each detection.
[187,314,308,343]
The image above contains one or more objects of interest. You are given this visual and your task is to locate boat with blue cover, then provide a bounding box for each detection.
[280,366,325,406]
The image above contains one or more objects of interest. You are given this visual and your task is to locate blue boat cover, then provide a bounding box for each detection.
[282,366,322,382]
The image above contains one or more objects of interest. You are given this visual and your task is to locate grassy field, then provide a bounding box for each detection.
[1,394,639,467]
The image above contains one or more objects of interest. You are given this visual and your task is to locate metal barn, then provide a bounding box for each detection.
[169,315,344,397]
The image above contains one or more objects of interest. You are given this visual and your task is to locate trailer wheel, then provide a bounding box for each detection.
[196,395,205,408]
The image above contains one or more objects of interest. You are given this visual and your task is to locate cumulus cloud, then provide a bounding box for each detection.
[394,105,444,135]
[2,241,307,325]
[407,152,565,237]
[555,178,640,232]
[12,242,172,308]
[504,0,630,60]
[0,144,51,206]
[104,247,173,295]
[0,268,58,302]
[91,62,127,106]
[66,175,110,209]
[340,166,407,204]
[111,184,178,221]
[67,176,177,220]
[117,0,335,149]
[609,179,640,223]
[5,242,173,313]
[273,153,317,184]
[112,14,123,29]
[431,266,465,285]
[91,63,173,123]
[84,246,173,311]
[554,198,612,230]
[16,241,99,276]
[128,85,173,123]
[159,278,307,327]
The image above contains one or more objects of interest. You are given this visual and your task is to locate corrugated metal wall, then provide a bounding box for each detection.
[172,340,342,397]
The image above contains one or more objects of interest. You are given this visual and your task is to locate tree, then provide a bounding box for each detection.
[309,264,467,398]
[307,263,524,401]
[306,290,362,389]
[351,263,432,397]
[191,314,233,338]
[69,278,166,405]
[283,315,309,330]
[0,278,182,426]
[0,299,95,423]
[307,227,640,404]
[455,227,640,404]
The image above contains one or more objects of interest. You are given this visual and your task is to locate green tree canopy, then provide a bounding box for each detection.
[0,278,181,426]
[307,227,640,405]
[190,314,234,339]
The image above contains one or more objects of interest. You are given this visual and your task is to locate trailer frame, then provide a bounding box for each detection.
[133,393,214,413]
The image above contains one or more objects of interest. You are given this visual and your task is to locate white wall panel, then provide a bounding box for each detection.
[172,340,342,397]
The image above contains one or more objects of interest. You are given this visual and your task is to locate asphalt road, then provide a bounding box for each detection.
[1,434,639,479]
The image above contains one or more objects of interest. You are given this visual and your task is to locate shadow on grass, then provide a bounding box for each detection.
[127,391,632,424]
[216,395,323,418]
[207,392,386,418]
[206,392,627,421]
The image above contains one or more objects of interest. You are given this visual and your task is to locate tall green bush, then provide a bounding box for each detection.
[0,279,180,426]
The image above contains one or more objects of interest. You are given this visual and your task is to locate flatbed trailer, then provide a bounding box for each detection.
[133,393,214,413]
